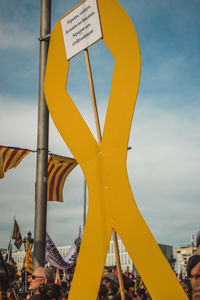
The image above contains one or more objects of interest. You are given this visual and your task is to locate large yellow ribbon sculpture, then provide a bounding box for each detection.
[44,0,187,299]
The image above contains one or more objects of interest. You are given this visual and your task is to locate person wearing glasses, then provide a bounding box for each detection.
[187,231,200,300]
[28,268,55,299]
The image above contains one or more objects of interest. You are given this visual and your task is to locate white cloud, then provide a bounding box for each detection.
[0,21,36,50]
[0,96,37,149]
[0,92,199,249]
[127,99,200,247]
[0,0,200,252]
[0,97,87,247]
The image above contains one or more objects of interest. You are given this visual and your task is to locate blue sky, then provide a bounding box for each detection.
[0,0,199,259]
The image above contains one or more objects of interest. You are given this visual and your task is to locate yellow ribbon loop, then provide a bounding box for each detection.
[44,0,187,299]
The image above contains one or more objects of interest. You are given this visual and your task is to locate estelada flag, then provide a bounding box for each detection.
[12,219,22,250]
[24,238,33,274]
[0,146,32,178]
[47,154,77,202]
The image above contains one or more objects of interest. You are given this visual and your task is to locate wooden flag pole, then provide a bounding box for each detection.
[84,48,126,300]
[84,49,102,144]
[25,269,27,292]
[12,288,18,300]
[112,229,126,300]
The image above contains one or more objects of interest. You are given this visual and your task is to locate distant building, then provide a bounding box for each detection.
[12,250,25,269]
[159,244,173,261]
[130,243,174,275]
[175,244,197,278]
[12,245,72,270]
[11,240,173,274]
[105,239,133,273]
[0,248,6,253]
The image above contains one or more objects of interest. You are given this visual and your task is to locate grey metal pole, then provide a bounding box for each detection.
[34,0,51,269]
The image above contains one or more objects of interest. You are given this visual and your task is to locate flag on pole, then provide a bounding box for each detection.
[47,154,77,202]
[24,238,33,274]
[0,146,32,178]
[6,240,12,263]
[177,263,183,281]
[139,278,144,289]
[16,266,20,277]
[46,232,73,270]
[12,219,22,250]
[46,229,82,270]
[55,268,61,286]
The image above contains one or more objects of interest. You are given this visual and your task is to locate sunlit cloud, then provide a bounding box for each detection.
[0,21,36,50]
[0,0,199,251]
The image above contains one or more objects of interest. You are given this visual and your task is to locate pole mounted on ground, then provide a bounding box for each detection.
[34,0,51,270]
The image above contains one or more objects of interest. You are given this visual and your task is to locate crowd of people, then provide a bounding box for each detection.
[0,262,153,300]
[0,233,200,300]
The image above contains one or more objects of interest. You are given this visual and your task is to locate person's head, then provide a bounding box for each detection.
[188,231,200,300]
[133,289,146,300]
[60,281,68,296]
[38,283,62,300]
[28,268,55,294]
[122,274,135,292]
[98,283,108,300]
[189,255,200,300]
[196,231,200,253]
[144,288,151,300]
[187,255,200,300]
[101,272,119,294]
[180,279,192,296]
[0,262,16,292]
[0,262,16,300]
[111,291,133,300]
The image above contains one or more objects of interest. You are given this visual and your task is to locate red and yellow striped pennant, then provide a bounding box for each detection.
[24,238,33,274]
[0,146,32,178]
[55,268,61,286]
[47,154,77,202]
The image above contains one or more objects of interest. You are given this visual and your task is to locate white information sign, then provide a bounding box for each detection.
[61,0,102,60]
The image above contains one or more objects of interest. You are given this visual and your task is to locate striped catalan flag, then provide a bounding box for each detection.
[47,154,77,202]
[24,238,33,274]
[0,146,32,178]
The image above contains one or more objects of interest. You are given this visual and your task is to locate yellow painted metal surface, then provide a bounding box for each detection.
[44,0,187,299]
